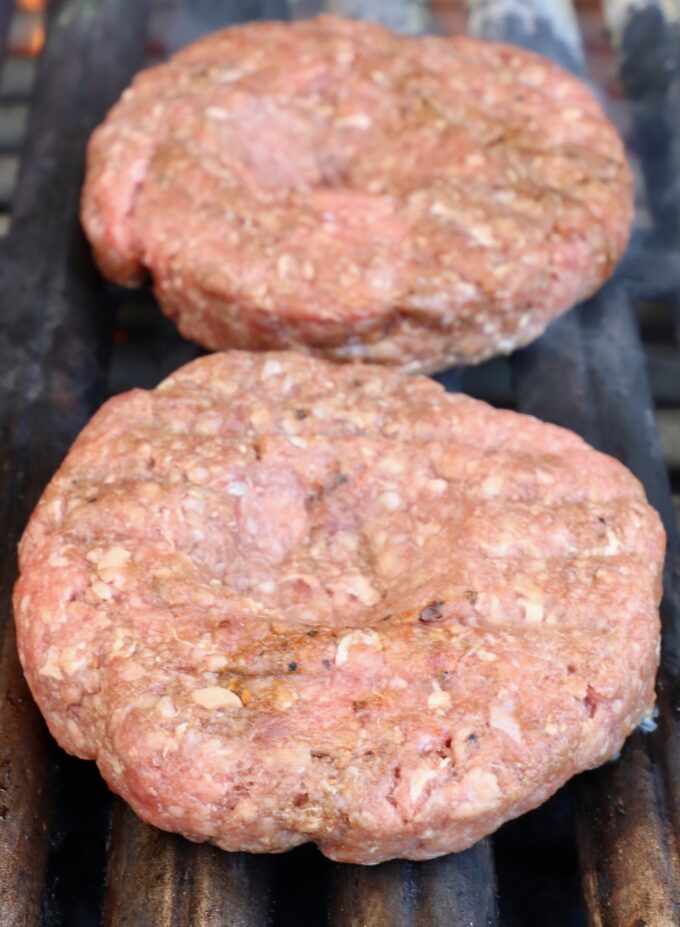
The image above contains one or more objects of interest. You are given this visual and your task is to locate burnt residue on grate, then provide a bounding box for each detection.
[1,1,680,926]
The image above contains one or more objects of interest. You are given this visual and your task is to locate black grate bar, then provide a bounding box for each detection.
[414,841,498,926]
[103,803,275,927]
[0,1,151,925]
[0,0,17,65]
[327,826,498,927]
[328,860,418,927]
[328,845,497,927]
[467,2,680,924]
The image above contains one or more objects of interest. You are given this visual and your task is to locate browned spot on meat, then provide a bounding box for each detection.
[437,736,453,759]
[584,686,599,718]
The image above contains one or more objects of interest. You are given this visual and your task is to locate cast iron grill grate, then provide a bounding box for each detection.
[0,1,679,925]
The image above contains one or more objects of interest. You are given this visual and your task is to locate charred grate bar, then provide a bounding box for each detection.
[0,1,679,925]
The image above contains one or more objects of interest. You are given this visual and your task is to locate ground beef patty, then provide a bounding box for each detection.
[81,16,632,373]
[14,352,662,863]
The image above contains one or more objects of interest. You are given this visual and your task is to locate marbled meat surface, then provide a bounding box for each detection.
[14,352,663,863]
[81,16,633,372]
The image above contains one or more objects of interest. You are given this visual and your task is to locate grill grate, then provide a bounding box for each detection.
[0,1,679,925]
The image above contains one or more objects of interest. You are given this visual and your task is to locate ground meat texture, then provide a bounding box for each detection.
[81,16,633,373]
[14,352,663,863]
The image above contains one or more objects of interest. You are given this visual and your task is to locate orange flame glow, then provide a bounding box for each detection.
[17,0,48,11]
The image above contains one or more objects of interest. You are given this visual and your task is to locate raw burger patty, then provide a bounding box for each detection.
[14,352,663,864]
[81,16,633,373]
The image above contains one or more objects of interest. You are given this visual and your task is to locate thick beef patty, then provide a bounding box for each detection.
[81,16,632,372]
[14,352,663,863]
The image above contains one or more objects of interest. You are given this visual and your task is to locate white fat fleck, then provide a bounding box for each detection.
[216,68,244,83]
[460,768,501,806]
[187,465,209,485]
[389,677,408,689]
[277,254,294,278]
[519,597,544,624]
[274,685,298,711]
[48,554,69,567]
[167,804,186,818]
[604,526,621,555]
[192,686,242,709]
[48,498,64,519]
[183,494,206,514]
[96,546,132,583]
[39,647,64,680]
[469,225,498,248]
[378,490,402,511]
[59,646,88,676]
[205,653,229,672]
[489,701,522,744]
[92,580,113,601]
[343,574,382,606]
[427,478,448,494]
[119,660,146,682]
[335,630,381,667]
[430,200,458,219]
[427,680,452,711]
[377,456,405,476]
[465,153,485,168]
[227,482,248,497]
[335,113,372,130]
[157,696,177,719]
[262,359,282,378]
[477,649,497,662]
[481,476,503,497]
[482,595,505,624]
[205,106,230,121]
[409,768,438,804]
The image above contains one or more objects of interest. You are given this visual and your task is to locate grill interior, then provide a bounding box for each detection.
[0,1,679,925]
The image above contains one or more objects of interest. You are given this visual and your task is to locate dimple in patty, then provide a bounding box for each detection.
[13,352,664,863]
